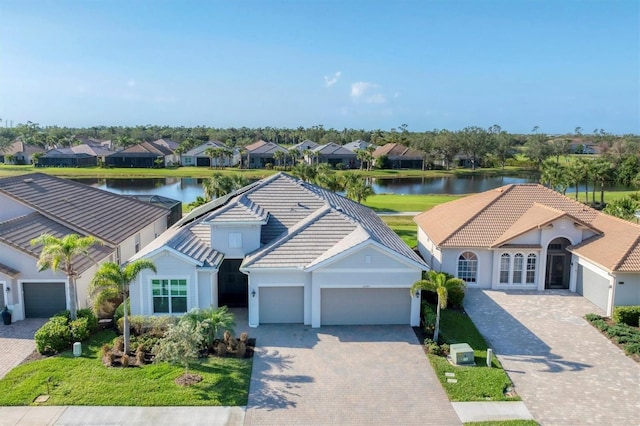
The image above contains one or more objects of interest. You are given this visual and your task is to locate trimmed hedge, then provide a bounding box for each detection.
[612,306,640,327]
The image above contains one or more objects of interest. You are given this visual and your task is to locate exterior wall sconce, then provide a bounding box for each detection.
[251,289,256,297]
[618,281,625,285]
[4,287,9,293]
[415,289,421,298]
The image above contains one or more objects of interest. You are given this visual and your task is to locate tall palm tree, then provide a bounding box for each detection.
[31,234,102,320]
[90,260,156,353]
[410,271,465,342]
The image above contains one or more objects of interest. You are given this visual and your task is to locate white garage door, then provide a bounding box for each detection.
[321,288,410,325]
[577,265,610,312]
[259,286,304,324]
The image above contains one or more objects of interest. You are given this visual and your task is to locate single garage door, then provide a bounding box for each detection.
[259,286,304,324]
[23,282,66,318]
[321,288,410,325]
[577,265,610,312]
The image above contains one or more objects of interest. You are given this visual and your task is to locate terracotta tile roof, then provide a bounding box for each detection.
[373,143,423,159]
[415,184,640,272]
[245,140,287,154]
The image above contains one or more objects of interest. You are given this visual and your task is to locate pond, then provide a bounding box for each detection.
[72,175,631,204]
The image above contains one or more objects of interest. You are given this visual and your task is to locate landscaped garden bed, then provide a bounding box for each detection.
[585,308,640,361]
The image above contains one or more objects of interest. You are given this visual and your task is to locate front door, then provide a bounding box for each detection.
[546,254,567,289]
[218,259,248,307]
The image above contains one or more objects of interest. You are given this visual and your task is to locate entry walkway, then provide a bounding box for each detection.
[465,289,640,425]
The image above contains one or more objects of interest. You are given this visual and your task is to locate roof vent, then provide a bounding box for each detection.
[23,178,34,183]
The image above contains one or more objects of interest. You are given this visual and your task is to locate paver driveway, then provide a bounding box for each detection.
[243,324,460,425]
[465,289,640,425]
[0,319,46,379]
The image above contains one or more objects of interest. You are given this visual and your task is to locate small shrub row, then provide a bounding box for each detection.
[612,306,640,327]
[422,302,436,336]
[424,338,450,356]
[117,315,177,336]
[35,309,99,355]
[585,313,640,356]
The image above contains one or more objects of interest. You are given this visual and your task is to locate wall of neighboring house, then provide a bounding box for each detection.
[0,193,34,221]
[118,217,166,262]
[417,227,442,270]
[613,272,640,307]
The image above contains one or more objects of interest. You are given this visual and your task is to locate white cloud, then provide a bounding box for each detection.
[350,81,387,104]
[324,71,341,87]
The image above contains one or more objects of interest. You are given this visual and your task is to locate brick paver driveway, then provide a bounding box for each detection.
[243,325,460,425]
[465,289,640,425]
[0,319,46,379]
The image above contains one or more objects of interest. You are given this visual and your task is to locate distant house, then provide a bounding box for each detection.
[181,140,239,167]
[373,143,423,169]
[0,140,45,165]
[0,173,172,321]
[105,140,178,168]
[415,184,640,316]
[245,140,288,168]
[343,140,374,152]
[128,173,426,327]
[72,137,113,150]
[310,142,357,168]
[40,144,115,167]
[291,139,319,153]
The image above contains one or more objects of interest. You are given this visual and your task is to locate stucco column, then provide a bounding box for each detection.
[248,278,259,328]
[606,275,616,317]
[410,291,420,326]
[311,279,321,328]
[569,255,578,292]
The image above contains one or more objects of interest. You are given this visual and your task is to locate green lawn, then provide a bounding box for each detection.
[380,216,418,248]
[427,308,518,402]
[364,194,462,212]
[0,331,252,406]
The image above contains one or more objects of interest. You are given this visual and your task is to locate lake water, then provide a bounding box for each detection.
[73,175,631,204]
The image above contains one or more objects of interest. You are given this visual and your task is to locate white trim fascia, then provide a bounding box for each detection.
[570,251,614,276]
[240,266,304,274]
[313,267,413,273]
[319,283,412,289]
[257,282,305,288]
[307,240,427,272]
[208,220,268,227]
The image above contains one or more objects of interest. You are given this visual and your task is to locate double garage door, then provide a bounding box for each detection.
[258,286,410,325]
[23,282,66,318]
[577,265,610,312]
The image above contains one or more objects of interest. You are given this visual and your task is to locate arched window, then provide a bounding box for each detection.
[499,253,510,284]
[526,254,537,284]
[513,253,524,284]
[458,251,478,283]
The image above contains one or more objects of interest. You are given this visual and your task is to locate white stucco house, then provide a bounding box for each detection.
[415,184,640,316]
[0,173,172,321]
[129,173,427,327]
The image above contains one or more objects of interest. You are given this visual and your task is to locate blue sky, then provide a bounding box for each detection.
[1,0,638,134]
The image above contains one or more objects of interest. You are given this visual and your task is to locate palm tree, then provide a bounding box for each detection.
[203,173,233,200]
[345,176,374,203]
[288,148,300,168]
[273,150,285,167]
[31,234,101,320]
[204,147,217,169]
[410,271,465,342]
[90,260,157,353]
[592,158,613,206]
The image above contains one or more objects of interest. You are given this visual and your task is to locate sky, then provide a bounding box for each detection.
[1,0,638,134]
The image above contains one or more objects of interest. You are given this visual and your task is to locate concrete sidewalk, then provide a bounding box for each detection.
[0,406,245,426]
[452,401,534,423]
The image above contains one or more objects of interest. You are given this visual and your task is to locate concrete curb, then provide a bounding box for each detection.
[451,401,534,423]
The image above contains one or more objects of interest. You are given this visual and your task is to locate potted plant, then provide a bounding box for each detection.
[2,306,11,325]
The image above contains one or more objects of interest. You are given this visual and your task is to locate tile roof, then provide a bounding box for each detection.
[415,184,640,272]
[115,141,174,156]
[147,173,426,270]
[184,140,227,156]
[0,213,113,273]
[373,143,423,159]
[153,139,180,150]
[312,142,356,156]
[343,140,374,152]
[291,140,319,151]
[1,140,45,156]
[44,144,115,157]
[245,140,288,155]
[0,173,169,246]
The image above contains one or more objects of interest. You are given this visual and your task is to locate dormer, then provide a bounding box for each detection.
[203,195,269,259]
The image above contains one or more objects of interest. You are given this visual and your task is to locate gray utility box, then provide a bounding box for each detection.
[450,343,475,365]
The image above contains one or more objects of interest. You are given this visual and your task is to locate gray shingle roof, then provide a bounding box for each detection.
[0,173,169,246]
[184,140,227,156]
[312,142,356,156]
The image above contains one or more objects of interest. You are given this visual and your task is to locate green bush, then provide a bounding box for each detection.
[117,315,176,337]
[446,284,465,308]
[77,308,98,332]
[422,303,436,336]
[35,317,72,355]
[70,317,91,341]
[586,312,640,356]
[612,306,640,327]
[52,310,71,321]
[114,299,131,324]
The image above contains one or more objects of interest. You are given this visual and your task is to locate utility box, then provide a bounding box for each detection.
[73,342,82,357]
[450,343,475,365]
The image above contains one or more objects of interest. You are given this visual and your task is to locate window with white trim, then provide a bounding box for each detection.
[458,251,478,283]
[526,254,537,284]
[513,253,524,284]
[152,279,187,314]
[499,254,510,284]
[229,232,242,249]
[134,234,141,253]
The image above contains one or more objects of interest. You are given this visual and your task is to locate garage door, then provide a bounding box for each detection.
[577,265,610,312]
[23,282,66,318]
[321,288,410,325]
[259,287,304,324]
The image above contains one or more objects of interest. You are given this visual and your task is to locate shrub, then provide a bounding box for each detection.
[100,343,112,358]
[217,341,227,356]
[35,317,72,355]
[117,315,176,337]
[446,284,465,308]
[240,332,248,344]
[422,303,436,336]
[585,313,602,322]
[113,336,124,352]
[613,306,640,327]
[77,309,98,332]
[52,310,71,321]
[113,299,130,324]
[70,317,91,341]
[129,334,162,353]
[237,341,247,358]
[264,163,273,170]
[121,354,130,367]
[136,351,145,365]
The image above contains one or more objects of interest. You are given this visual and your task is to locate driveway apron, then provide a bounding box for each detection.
[465,289,640,425]
[244,324,460,425]
[0,319,46,379]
